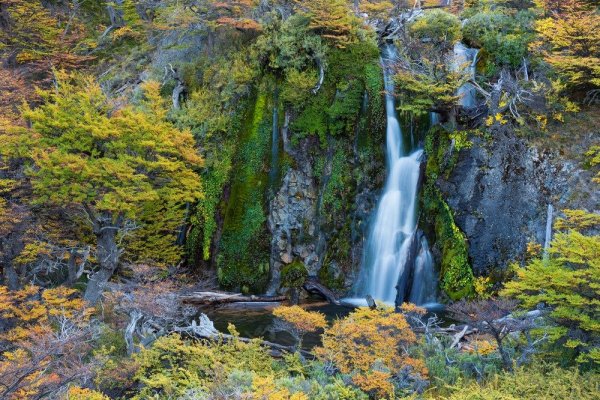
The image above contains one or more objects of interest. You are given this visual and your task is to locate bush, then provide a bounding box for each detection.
[410,10,462,47]
[316,307,427,398]
[441,364,600,400]
[462,9,534,71]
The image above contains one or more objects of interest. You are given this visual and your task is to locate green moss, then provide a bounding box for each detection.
[291,40,381,148]
[281,261,308,289]
[422,127,475,300]
[217,91,273,292]
[322,146,352,215]
[318,261,345,291]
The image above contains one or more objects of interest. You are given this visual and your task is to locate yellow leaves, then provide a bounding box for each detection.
[249,375,308,400]
[272,306,327,334]
[534,114,548,130]
[555,209,600,232]
[14,241,52,266]
[111,26,141,41]
[485,113,507,126]
[466,339,497,355]
[66,387,110,400]
[0,285,92,343]
[474,276,493,300]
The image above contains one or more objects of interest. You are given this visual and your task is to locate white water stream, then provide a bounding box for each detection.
[345,45,437,307]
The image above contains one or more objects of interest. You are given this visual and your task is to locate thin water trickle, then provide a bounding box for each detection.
[454,42,479,108]
[347,44,437,306]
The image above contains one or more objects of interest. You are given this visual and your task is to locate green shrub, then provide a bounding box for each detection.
[462,9,535,72]
[440,364,600,400]
[410,10,462,47]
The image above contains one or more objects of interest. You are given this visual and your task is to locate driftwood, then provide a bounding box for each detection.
[175,314,312,359]
[450,325,470,349]
[180,291,287,306]
[303,278,341,305]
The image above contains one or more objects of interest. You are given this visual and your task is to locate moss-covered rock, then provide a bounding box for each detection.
[422,127,475,300]
[217,91,273,293]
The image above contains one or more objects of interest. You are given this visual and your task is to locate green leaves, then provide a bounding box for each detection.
[1,72,203,266]
[502,209,600,365]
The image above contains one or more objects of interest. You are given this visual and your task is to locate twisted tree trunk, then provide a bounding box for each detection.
[84,210,123,304]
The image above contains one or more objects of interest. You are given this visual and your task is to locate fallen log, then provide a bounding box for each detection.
[450,325,470,349]
[175,314,313,359]
[180,291,287,306]
[303,278,341,305]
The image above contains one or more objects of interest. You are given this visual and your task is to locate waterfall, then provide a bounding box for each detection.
[453,42,479,108]
[409,235,437,306]
[345,44,437,307]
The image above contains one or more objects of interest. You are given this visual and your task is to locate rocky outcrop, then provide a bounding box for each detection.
[439,128,599,275]
[267,141,319,295]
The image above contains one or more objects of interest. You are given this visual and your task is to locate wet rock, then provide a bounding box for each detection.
[440,128,599,275]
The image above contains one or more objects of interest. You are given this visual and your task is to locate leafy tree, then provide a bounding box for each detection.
[409,9,462,48]
[0,0,93,79]
[0,74,203,303]
[532,0,600,100]
[461,6,535,72]
[502,209,600,365]
[293,0,362,48]
[273,305,327,349]
[393,10,463,116]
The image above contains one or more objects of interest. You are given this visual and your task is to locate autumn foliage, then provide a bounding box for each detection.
[0,285,94,399]
[316,307,427,398]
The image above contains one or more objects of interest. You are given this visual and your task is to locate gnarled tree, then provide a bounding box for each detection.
[0,73,203,303]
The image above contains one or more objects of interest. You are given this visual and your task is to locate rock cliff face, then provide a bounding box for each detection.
[267,141,319,294]
[439,128,599,275]
[267,132,384,295]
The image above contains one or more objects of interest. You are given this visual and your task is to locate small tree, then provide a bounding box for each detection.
[272,305,327,351]
[293,0,362,48]
[533,0,600,101]
[0,285,95,399]
[0,73,203,303]
[502,208,600,365]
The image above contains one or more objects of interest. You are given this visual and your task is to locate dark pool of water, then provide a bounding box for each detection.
[202,298,454,351]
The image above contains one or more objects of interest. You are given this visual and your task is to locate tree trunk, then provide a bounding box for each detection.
[84,225,120,304]
[106,0,125,28]
[125,310,142,355]
[3,263,19,290]
[492,330,513,371]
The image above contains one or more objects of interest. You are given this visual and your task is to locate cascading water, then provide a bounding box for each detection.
[453,42,479,108]
[345,44,437,307]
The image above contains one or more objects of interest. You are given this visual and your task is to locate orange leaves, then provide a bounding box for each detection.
[0,284,94,399]
[352,370,394,399]
[249,375,309,400]
[272,305,327,334]
[217,17,262,32]
[316,306,427,398]
[0,285,91,343]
